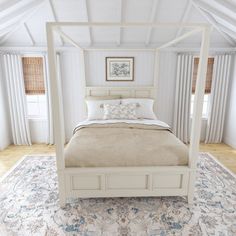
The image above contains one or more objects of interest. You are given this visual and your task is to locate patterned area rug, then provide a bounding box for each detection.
[0,153,236,236]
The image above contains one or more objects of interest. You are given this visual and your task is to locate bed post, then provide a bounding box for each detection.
[46,23,66,207]
[188,26,210,204]
[153,49,159,114]
[80,49,87,118]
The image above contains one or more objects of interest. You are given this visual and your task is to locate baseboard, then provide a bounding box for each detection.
[223,136,236,149]
[0,140,11,151]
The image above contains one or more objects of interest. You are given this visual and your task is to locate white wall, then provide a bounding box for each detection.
[85,51,155,87]
[223,56,236,148]
[0,59,11,150]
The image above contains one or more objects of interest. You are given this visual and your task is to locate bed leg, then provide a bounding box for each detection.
[59,194,66,207]
[187,194,194,205]
[58,171,66,207]
[187,170,196,205]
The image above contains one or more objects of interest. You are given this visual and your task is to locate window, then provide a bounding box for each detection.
[22,57,47,119]
[26,94,47,118]
[191,94,210,118]
[190,57,214,118]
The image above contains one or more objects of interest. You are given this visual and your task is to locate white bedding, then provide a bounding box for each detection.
[74,119,170,134]
[65,118,188,168]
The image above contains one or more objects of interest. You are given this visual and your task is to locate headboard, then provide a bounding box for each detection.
[86,86,156,99]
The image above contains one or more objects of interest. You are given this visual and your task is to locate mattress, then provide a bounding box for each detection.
[64,119,189,167]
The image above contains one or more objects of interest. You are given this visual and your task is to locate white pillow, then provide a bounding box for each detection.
[122,98,157,120]
[103,103,137,120]
[86,99,120,120]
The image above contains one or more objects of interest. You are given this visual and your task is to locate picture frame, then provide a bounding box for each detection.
[106,57,134,81]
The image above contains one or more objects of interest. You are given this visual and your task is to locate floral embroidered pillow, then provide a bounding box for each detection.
[103,103,137,120]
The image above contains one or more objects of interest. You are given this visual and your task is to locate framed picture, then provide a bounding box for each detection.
[106,57,134,81]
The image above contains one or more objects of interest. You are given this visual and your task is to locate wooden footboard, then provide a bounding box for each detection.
[61,166,191,201]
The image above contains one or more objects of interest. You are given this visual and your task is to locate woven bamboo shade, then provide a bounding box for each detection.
[22,57,45,94]
[192,57,214,94]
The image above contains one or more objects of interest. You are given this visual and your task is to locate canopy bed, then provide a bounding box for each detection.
[46,22,211,206]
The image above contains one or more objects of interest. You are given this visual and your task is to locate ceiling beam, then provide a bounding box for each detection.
[204,10,236,44]
[145,0,160,46]
[194,0,236,28]
[0,21,20,38]
[56,29,83,50]
[24,22,35,46]
[47,22,208,28]
[0,0,27,16]
[214,0,236,15]
[0,2,45,45]
[175,1,192,39]
[0,0,43,31]
[117,0,124,46]
[218,23,236,40]
[84,0,92,46]
[157,28,202,50]
[192,1,236,46]
[48,0,64,46]
[1,45,235,53]
[0,7,37,37]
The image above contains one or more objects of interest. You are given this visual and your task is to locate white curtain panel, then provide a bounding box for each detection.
[205,54,232,143]
[2,54,31,145]
[173,54,193,143]
[43,55,53,144]
[43,54,65,145]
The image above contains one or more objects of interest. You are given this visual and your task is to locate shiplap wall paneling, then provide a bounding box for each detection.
[85,51,155,87]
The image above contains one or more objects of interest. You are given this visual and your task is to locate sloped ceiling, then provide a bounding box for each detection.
[0,0,235,48]
[192,0,236,46]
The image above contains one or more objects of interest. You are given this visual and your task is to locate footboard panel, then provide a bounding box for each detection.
[63,167,190,199]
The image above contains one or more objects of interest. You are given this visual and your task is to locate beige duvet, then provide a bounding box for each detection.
[64,122,189,167]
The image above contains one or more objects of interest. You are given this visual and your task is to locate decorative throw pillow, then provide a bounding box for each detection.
[122,98,157,120]
[103,103,137,120]
[86,99,121,120]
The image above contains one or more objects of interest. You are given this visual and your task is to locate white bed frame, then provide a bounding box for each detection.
[46,22,211,206]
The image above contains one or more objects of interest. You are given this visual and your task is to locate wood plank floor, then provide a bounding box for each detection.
[199,143,236,174]
[0,143,236,177]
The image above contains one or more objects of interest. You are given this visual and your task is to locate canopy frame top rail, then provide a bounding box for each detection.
[47,21,211,51]
[48,21,210,28]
